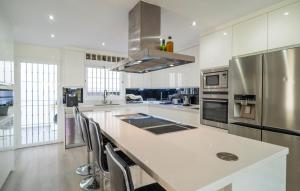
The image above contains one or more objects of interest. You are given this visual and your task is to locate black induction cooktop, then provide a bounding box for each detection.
[119,113,197,134]
[121,117,174,129]
[146,124,197,134]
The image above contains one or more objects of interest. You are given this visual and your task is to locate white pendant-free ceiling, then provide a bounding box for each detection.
[0,0,283,53]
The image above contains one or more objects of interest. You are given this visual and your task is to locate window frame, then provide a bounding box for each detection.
[85,65,122,97]
[0,60,14,85]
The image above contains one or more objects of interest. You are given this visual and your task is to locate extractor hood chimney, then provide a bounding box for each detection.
[112,1,195,73]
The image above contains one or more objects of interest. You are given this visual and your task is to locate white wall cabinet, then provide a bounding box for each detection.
[125,73,152,89]
[177,46,200,87]
[61,49,85,87]
[151,69,191,88]
[151,69,169,88]
[233,14,268,56]
[150,45,200,88]
[268,2,300,50]
[200,27,232,70]
[143,73,152,88]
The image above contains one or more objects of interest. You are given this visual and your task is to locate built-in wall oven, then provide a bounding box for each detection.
[200,67,229,129]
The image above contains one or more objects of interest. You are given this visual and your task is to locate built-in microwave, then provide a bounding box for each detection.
[201,67,228,91]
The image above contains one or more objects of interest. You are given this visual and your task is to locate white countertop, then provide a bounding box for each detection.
[141,101,200,113]
[64,101,200,113]
[84,108,288,191]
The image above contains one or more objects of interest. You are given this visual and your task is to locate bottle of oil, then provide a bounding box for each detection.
[166,36,174,52]
[160,39,166,51]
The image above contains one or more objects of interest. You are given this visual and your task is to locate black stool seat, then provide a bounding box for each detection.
[116,150,136,166]
[106,143,166,191]
[102,150,136,171]
[103,136,117,148]
[135,183,166,191]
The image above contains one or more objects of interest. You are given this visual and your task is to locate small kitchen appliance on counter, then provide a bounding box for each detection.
[63,87,83,106]
[0,89,13,116]
[125,94,143,103]
[183,95,190,106]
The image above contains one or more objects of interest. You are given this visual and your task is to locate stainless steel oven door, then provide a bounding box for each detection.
[201,99,228,129]
[203,71,228,90]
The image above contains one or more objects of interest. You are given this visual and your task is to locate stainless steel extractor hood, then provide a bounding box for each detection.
[112,1,195,73]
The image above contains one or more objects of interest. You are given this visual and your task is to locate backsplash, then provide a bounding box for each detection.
[126,88,199,104]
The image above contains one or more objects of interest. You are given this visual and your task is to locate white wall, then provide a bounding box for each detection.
[14,43,127,144]
[0,14,15,188]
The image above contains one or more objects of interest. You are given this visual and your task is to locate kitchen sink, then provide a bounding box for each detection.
[94,103,120,106]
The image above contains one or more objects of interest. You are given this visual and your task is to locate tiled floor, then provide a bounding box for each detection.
[1,143,154,191]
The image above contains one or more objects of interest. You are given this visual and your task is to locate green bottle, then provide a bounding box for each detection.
[160,39,166,51]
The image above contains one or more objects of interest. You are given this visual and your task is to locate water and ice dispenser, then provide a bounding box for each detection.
[233,95,256,120]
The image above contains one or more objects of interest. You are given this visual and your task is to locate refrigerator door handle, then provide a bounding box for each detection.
[231,122,262,130]
[262,126,300,137]
[203,99,228,103]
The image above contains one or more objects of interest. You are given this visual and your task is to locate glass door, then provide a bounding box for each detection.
[20,62,58,146]
[202,99,228,123]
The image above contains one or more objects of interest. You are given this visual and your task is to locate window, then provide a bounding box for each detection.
[0,60,14,84]
[86,66,121,96]
[20,62,58,145]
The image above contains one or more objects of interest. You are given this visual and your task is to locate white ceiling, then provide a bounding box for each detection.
[0,0,284,54]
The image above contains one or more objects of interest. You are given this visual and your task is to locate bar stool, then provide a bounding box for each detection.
[79,113,100,190]
[106,143,166,191]
[73,106,92,177]
[88,119,136,188]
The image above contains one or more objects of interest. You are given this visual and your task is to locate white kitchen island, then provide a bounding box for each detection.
[84,108,288,191]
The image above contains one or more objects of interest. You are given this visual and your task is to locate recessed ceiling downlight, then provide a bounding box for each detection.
[284,12,289,16]
[49,14,54,21]
[50,34,55,38]
[102,42,106,46]
[192,21,197,26]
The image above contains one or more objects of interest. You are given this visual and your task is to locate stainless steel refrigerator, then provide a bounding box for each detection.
[229,47,300,191]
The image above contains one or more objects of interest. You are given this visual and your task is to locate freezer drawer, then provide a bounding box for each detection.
[262,130,300,191]
[228,123,261,141]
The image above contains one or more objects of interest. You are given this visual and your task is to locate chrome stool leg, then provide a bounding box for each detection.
[76,164,92,176]
[76,151,92,176]
[80,175,100,191]
[80,153,100,190]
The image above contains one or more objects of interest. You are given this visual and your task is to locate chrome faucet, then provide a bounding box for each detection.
[103,89,108,104]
